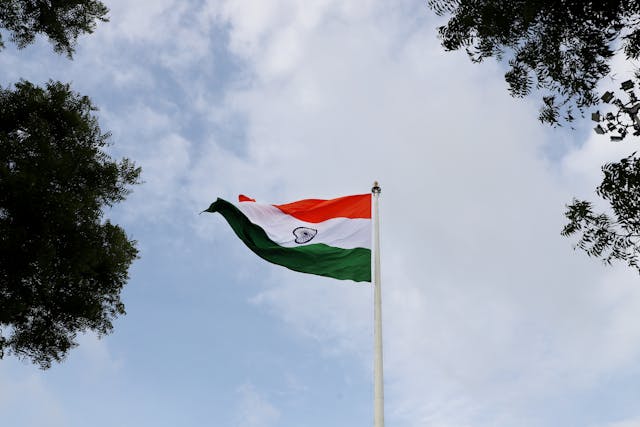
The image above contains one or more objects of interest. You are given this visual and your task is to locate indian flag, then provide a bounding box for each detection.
[204,194,372,282]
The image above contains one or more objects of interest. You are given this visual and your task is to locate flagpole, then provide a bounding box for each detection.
[372,181,384,427]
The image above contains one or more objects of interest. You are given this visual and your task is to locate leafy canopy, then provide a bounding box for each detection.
[563,155,640,272]
[428,0,640,125]
[0,81,140,368]
[0,0,109,57]
[429,1,640,273]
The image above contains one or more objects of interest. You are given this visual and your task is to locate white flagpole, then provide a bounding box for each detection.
[372,181,384,427]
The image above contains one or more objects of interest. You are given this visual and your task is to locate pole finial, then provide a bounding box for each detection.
[372,181,381,195]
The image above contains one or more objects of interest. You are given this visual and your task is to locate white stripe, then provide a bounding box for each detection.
[236,202,371,250]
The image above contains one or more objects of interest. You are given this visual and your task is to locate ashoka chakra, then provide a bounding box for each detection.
[293,227,318,244]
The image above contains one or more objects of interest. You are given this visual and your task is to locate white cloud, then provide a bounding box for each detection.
[0,363,67,427]
[251,275,372,361]
[193,1,640,426]
[217,0,379,80]
[601,418,640,427]
[72,333,124,379]
[102,0,178,43]
[234,383,281,427]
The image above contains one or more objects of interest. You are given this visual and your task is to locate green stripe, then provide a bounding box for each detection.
[205,198,371,282]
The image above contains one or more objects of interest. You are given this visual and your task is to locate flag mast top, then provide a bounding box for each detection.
[371,180,384,427]
[372,181,381,195]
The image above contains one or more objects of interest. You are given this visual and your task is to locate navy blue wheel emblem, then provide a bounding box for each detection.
[293,227,317,244]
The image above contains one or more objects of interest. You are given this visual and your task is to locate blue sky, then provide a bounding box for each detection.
[2,1,640,426]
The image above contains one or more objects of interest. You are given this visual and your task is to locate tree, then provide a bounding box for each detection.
[562,154,640,271]
[0,0,109,57]
[428,1,640,273]
[427,0,640,125]
[559,75,640,273]
[0,81,140,368]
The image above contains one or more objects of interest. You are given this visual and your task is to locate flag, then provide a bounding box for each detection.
[204,194,372,282]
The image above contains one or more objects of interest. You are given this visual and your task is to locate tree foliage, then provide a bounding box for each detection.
[0,81,140,368]
[428,0,640,125]
[563,154,640,272]
[428,1,640,273]
[0,0,109,57]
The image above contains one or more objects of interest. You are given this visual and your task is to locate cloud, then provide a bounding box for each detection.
[0,333,124,427]
[0,365,66,427]
[72,333,124,379]
[234,383,281,427]
[601,418,640,427]
[197,1,640,426]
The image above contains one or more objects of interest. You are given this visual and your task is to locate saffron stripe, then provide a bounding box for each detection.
[205,198,371,282]
[273,194,371,223]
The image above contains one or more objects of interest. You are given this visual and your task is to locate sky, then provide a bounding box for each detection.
[2,1,640,426]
